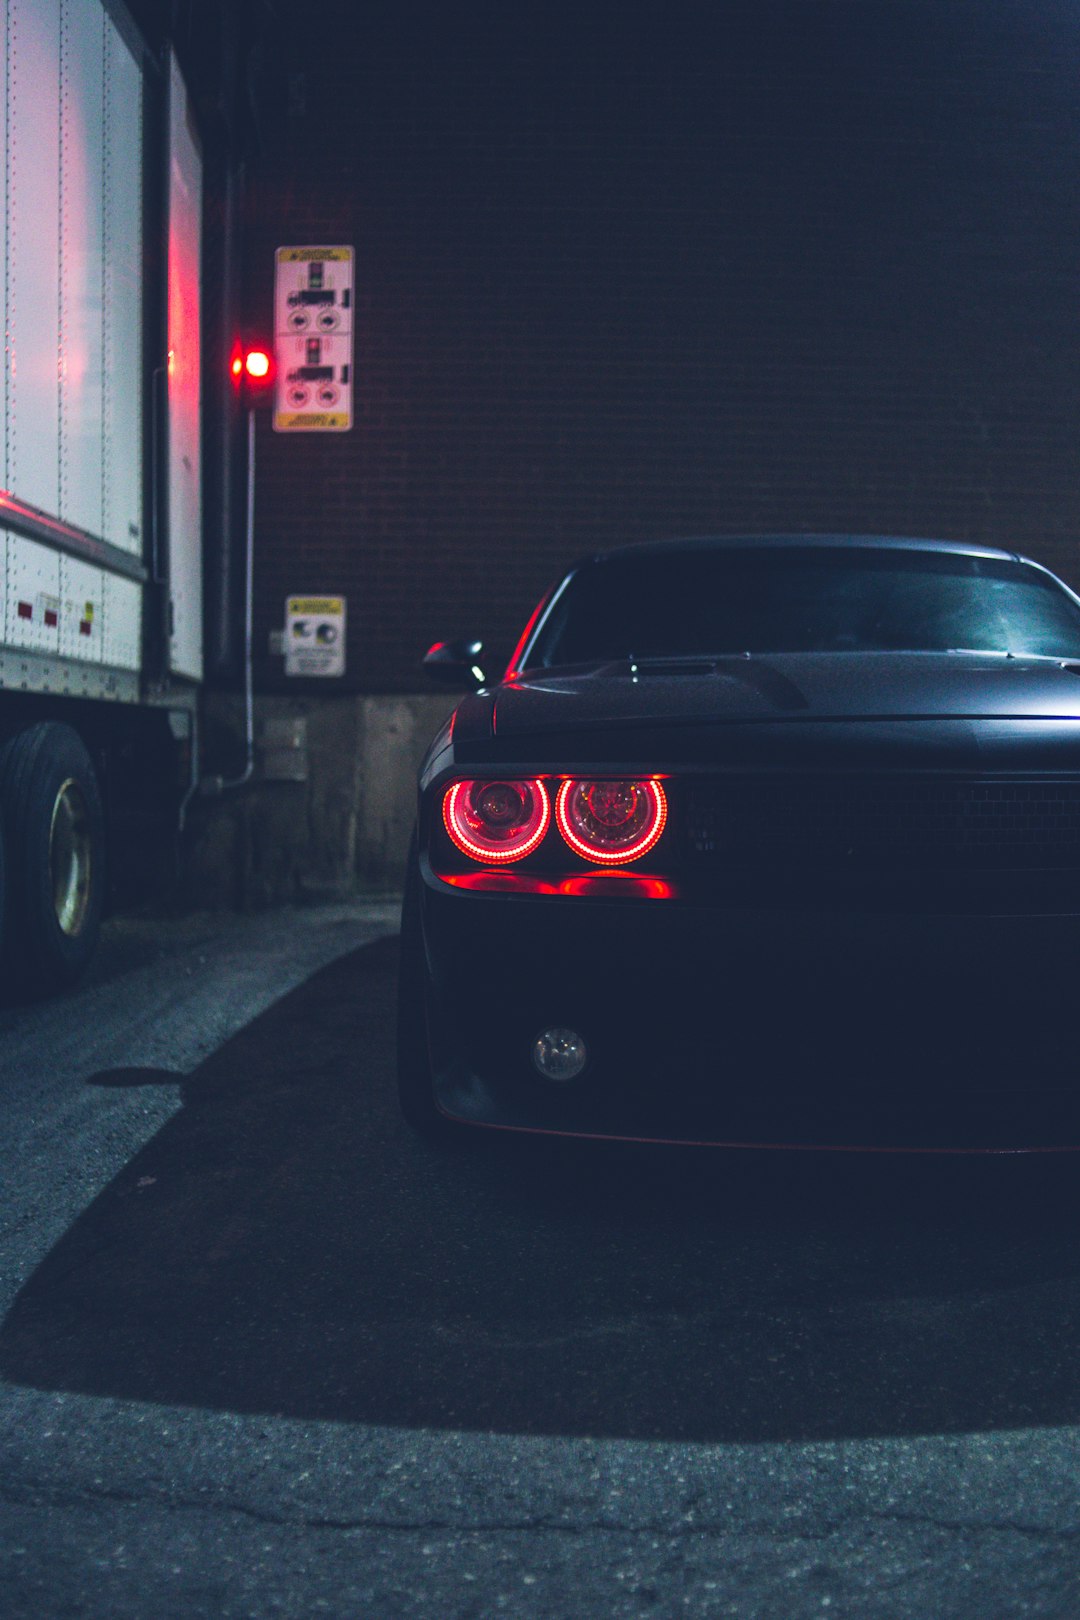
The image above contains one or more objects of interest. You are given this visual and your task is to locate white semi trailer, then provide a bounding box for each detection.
[1,0,207,994]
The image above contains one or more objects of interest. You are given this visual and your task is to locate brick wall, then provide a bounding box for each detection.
[240,0,1080,697]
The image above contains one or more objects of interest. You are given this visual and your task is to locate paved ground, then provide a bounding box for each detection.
[2,900,1080,1617]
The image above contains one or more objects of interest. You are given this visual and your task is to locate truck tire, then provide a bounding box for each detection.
[0,723,106,995]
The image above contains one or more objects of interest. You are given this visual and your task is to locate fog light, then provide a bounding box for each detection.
[532,1027,588,1083]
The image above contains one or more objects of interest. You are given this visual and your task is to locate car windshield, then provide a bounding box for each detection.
[528,547,1080,666]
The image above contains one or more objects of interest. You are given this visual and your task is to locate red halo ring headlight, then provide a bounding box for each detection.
[443,778,551,863]
[556,778,668,864]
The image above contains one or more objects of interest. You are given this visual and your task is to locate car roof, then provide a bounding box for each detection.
[589,533,1025,565]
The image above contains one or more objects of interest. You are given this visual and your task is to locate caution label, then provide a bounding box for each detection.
[275,412,350,433]
[285,596,346,677]
[273,245,354,433]
[277,247,352,263]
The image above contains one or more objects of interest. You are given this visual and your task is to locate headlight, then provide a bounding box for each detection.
[555,778,668,864]
[442,778,552,862]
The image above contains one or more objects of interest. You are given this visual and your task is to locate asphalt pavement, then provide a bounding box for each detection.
[2,899,1080,1617]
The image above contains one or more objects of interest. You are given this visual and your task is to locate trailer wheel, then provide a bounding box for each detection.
[0,723,106,994]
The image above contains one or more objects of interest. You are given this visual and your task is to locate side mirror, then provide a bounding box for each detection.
[422,639,486,690]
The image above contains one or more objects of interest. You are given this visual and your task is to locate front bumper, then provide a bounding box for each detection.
[420,865,1080,1152]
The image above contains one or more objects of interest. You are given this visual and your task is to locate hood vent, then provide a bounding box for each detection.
[628,657,718,677]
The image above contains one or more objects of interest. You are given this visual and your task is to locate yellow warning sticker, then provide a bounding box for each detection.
[274,412,351,432]
[276,246,352,263]
[288,598,343,616]
[285,597,346,677]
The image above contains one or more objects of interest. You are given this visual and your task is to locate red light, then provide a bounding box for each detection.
[438,870,561,895]
[558,873,676,899]
[234,344,276,406]
[443,779,551,862]
[556,778,667,863]
[435,869,675,898]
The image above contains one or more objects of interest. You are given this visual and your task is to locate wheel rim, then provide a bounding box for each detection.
[49,778,93,937]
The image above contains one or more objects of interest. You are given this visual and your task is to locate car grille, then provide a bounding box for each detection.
[684,776,1080,870]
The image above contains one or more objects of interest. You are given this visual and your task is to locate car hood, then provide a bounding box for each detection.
[490,652,1080,736]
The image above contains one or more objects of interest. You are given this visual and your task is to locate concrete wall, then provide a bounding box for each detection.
[184,691,455,908]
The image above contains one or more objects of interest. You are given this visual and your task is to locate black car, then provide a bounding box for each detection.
[399,535,1080,1153]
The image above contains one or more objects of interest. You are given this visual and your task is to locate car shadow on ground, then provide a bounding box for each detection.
[4,933,1080,1443]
